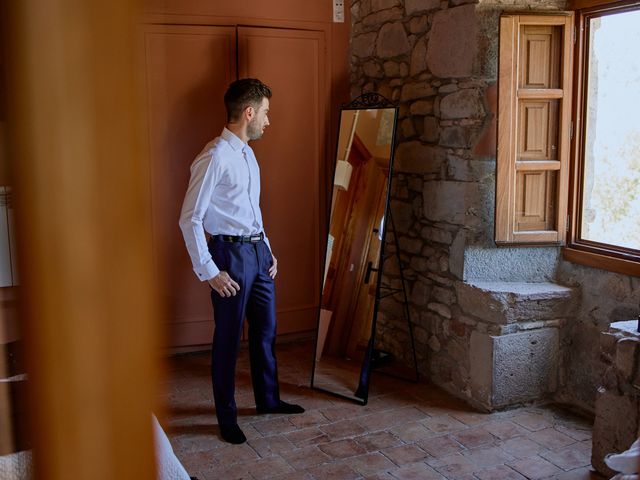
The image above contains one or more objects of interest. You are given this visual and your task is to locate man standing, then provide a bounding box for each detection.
[179,78,304,445]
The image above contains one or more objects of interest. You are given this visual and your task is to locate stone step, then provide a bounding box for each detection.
[455,280,576,324]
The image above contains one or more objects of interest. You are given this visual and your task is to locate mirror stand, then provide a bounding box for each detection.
[368,210,419,384]
[311,92,418,405]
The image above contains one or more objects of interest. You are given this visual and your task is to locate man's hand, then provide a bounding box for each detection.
[208,271,241,297]
[269,255,278,279]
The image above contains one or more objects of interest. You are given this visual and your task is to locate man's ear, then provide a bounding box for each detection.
[244,105,255,121]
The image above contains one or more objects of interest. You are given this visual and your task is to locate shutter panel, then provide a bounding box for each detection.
[496,14,573,245]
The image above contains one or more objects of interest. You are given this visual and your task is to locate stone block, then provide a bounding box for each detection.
[616,338,639,381]
[395,141,445,174]
[426,5,478,78]
[455,281,574,324]
[399,236,423,254]
[432,286,456,304]
[421,225,453,244]
[422,116,439,143]
[408,176,423,191]
[376,22,411,59]
[409,15,430,34]
[473,82,497,157]
[592,389,639,477]
[428,302,452,319]
[449,229,466,279]
[410,36,428,76]
[470,329,559,409]
[352,32,378,58]
[383,61,401,77]
[422,180,472,225]
[372,0,401,10]
[363,7,405,27]
[401,118,416,138]
[440,89,484,119]
[440,126,476,148]
[409,256,428,272]
[411,280,432,306]
[409,100,434,115]
[401,82,436,101]
[439,83,458,94]
[493,329,559,405]
[470,331,493,405]
[406,0,441,15]
[428,335,441,352]
[363,61,384,78]
[390,200,414,234]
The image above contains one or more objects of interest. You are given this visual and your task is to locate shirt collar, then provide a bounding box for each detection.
[221,127,247,152]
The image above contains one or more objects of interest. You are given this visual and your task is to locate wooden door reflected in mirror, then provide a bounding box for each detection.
[311,95,398,404]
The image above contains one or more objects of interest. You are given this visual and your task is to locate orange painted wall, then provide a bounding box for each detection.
[140,0,352,171]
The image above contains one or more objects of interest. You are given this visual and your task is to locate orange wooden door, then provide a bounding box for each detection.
[143,25,236,347]
[238,27,326,335]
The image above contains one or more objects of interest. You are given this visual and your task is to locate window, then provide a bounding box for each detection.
[496,4,640,276]
[566,1,640,276]
[496,14,574,245]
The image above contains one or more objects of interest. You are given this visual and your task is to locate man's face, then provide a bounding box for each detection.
[247,97,270,141]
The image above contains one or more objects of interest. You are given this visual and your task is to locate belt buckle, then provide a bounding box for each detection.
[250,234,261,242]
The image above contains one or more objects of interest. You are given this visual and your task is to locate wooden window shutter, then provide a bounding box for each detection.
[496,14,574,245]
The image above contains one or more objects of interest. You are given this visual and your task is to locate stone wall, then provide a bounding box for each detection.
[349,0,640,412]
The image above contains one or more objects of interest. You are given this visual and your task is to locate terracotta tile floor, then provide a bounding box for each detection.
[160,341,605,480]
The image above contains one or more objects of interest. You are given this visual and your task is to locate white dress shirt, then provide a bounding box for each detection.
[179,128,270,281]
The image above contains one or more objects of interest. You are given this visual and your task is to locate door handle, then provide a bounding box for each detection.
[364,261,378,284]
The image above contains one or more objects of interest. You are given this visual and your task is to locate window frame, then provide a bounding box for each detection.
[564,0,640,276]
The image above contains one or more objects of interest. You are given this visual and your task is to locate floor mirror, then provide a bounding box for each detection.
[310,93,398,404]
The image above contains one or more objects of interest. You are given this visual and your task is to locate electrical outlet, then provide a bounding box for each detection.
[333,0,344,23]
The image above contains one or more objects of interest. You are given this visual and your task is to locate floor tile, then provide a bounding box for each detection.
[540,443,592,470]
[305,461,361,480]
[484,420,530,440]
[349,452,398,476]
[422,415,468,434]
[356,431,403,452]
[451,427,497,449]
[418,435,465,458]
[473,464,527,480]
[529,428,577,450]
[511,412,553,432]
[381,444,430,466]
[317,438,367,459]
[280,446,331,469]
[509,456,564,479]
[389,462,446,480]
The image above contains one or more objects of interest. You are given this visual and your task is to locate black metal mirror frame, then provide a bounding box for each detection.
[310,92,399,405]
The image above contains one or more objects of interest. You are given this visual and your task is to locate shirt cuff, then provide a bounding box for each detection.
[194,260,220,282]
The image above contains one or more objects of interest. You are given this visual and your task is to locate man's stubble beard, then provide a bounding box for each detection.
[247,118,263,141]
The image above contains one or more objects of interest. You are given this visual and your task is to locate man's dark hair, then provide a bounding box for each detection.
[224,78,272,122]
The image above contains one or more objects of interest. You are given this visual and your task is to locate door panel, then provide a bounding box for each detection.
[238,27,325,335]
[143,25,236,347]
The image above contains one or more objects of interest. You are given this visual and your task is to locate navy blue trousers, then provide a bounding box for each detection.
[208,238,280,426]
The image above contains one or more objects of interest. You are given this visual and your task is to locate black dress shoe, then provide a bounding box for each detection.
[219,424,247,444]
[256,401,305,414]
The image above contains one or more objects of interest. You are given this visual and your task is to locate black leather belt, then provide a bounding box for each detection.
[213,232,264,243]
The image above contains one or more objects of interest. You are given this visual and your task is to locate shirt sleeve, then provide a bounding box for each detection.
[179,151,220,281]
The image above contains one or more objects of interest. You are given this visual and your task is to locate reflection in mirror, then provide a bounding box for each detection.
[312,102,398,404]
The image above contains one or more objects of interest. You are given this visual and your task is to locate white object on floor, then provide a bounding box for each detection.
[0,450,32,480]
[606,437,640,479]
[153,414,191,480]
